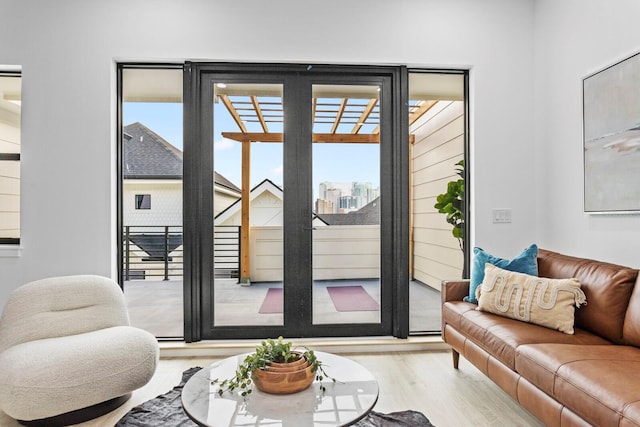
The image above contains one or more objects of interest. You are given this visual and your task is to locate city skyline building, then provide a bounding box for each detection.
[316,181,380,214]
[315,198,334,214]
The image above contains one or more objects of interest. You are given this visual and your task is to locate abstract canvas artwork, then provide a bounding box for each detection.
[583,51,640,213]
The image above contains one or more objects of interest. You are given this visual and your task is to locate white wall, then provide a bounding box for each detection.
[534,0,640,267]
[0,0,539,308]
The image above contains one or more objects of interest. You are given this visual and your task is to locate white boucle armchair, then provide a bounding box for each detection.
[0,275,159,426]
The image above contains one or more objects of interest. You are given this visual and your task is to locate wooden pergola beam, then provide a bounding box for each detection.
[331,98,348,134]
[251,95,269,133]
[312,98,318,130]
[351,99,378,134]
[409,100,438,126]
[222,132,414,144]
[219,94,247,133]
[240,140,251,283]
[222,132,380,144]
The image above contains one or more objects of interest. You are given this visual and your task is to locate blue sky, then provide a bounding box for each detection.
[123,102,380,193]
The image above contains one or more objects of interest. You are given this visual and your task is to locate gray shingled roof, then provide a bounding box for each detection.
[123,122,241,193]
[213,171,241,194]
[124,122,182,179]
[317,197,380,225]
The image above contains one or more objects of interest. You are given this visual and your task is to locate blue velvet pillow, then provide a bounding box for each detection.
[465,244,539,304]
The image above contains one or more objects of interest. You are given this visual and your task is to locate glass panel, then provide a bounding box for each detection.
[212,83,284,326]
[408,72,465,334]
[0,74,21,242]
[311,84,381,325]
[121,67,184,338]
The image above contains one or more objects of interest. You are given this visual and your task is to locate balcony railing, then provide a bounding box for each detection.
[123,225,241,281]
[123,224,383,283]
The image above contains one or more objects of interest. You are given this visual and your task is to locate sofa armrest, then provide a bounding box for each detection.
[441,279,470,303]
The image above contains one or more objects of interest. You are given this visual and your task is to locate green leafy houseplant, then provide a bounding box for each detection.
[211,336,336,397]
[434,160,465,251]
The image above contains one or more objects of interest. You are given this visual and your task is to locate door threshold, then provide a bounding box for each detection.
[159,335,447,358]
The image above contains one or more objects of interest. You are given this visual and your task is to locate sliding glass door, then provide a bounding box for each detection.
[183,63,407,341]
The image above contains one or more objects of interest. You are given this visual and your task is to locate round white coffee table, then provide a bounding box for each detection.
[181,351,379,427]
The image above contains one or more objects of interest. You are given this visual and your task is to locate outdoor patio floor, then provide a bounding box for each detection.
[124,279,442,339]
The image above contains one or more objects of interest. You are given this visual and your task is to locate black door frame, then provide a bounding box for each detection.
[183,62,409,342]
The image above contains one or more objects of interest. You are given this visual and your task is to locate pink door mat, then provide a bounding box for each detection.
[258,288,283,314]
[327,285,380,312]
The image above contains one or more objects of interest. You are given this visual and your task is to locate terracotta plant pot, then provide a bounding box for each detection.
[252,355,316,394]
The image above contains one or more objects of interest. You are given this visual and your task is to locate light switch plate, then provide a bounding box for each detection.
[492,208,512,223]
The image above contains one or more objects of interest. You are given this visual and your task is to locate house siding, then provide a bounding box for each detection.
[411,101,464,290]
[123,181,183,227]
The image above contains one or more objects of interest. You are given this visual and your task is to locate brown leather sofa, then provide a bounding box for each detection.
[441,248,640,427]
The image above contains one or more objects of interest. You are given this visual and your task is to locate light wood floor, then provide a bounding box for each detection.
[0,350,543,427]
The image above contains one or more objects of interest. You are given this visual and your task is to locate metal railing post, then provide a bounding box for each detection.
[164,226,170,281]
[125,226,130,281]
[237,225,241,283]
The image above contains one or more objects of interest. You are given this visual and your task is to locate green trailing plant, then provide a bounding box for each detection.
[434,160,465,251]
[211,336,336,397]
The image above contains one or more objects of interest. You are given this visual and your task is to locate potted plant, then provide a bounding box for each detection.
[211,336,336,397]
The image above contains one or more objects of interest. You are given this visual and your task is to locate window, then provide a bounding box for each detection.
[118,63,469,341]
[135,194,151,209]
[408,70,468,334]
[120,64,185,339]
[0,72,21,245]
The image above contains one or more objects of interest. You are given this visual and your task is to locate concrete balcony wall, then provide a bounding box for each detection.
[250,225,380,282]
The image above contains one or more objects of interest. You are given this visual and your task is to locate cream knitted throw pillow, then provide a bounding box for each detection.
[476,264,587,334]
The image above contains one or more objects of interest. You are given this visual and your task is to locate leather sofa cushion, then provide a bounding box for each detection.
[538,249,637,344]
[516,344,640,427]
[623,276,640,346]
[441,300,476,331]
[443,301,610,369]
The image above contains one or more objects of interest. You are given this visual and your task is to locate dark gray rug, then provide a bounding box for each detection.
[116,367,435,427]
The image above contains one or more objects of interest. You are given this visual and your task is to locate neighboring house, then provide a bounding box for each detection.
[122,124,380,281]
[214,179,380,282]
[214,179,282,227]
[317,197,380,226]
[123,122,241,226]
[214,178,328,227]
[122,122,241,279]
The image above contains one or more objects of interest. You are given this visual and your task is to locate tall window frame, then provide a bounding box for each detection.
[406,69,470,335]
[116,62,470,342]
[0,71,21,246]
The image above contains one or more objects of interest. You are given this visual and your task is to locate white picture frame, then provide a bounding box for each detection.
[583,51,640,214]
